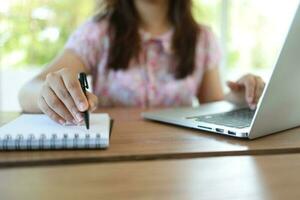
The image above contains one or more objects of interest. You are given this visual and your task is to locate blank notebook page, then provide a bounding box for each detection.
[0,114,110,150]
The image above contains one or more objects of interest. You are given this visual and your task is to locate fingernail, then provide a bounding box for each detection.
[76,113,83,122]
[59,120,66,126]
[79,102,86,111]
[77,121,84,126]
[247,96,253,103]
[250,104,257,110]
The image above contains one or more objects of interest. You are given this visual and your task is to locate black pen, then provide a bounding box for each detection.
[78,73,90,130]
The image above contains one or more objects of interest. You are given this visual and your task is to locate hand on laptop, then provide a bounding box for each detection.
[227,74,265,110]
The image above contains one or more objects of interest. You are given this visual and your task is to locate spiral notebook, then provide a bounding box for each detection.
[0,114,111,150]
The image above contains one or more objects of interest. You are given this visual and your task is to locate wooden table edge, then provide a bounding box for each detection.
[1,147,300,169]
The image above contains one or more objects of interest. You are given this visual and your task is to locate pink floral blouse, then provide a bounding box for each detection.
[65,19,221,107]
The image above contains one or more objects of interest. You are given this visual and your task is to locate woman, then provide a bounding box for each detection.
[19,0,265,125]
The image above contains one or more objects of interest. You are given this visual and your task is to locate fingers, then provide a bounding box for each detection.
[46,72,82,123]
[38,96,66,125]
[86,92,98,112]
[228,74,265,110]
[253,76,265,106]
[243,76,266,110]
[227,81,238,91]
[41,84,75,123]
[238,75,256,108]
[38,68,98,125]
[227,81,243,91]
[60,69,89,112]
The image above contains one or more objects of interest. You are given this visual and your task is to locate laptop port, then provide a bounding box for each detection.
[216,128,224,133]
[197,125,212,130]
[228,131,236,136]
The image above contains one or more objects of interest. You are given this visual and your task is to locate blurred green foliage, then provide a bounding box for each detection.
[1,0,295,71]
[1,0,220,69]
[0,0,95,68]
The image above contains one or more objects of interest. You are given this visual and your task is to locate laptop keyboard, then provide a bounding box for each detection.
[193,108,255,129]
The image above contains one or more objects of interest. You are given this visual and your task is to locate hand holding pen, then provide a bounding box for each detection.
[37,68,98,126]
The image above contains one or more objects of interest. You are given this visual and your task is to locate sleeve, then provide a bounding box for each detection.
[64,19,108,71]
[196,26,222,72]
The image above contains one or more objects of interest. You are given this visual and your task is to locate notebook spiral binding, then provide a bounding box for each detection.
[0,133,102,150]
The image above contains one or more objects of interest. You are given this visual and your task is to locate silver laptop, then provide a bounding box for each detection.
[142,3,300,139]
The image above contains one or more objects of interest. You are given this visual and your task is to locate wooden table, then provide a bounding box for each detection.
[1,154,300,200]
[1,108,300,167]
[1,108,300,199]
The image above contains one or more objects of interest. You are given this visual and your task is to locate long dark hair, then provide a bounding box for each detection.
[94,0,199,79]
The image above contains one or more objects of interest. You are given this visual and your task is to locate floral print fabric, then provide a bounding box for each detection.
[65,19,221,107]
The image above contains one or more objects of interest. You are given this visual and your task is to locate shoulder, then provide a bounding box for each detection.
[64,18,110,70]
[196,24,220,50]
[73,18,110,41]
[194,23,222,71]
[65,17,110,51]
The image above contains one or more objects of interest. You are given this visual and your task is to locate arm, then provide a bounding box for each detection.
[197,67,265,109]
[196,26,265,107]
[197,67,225,104]
[18,49,98,124]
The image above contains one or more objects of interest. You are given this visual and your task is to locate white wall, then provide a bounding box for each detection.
[0,68,94,112]
[0,69,41,112]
